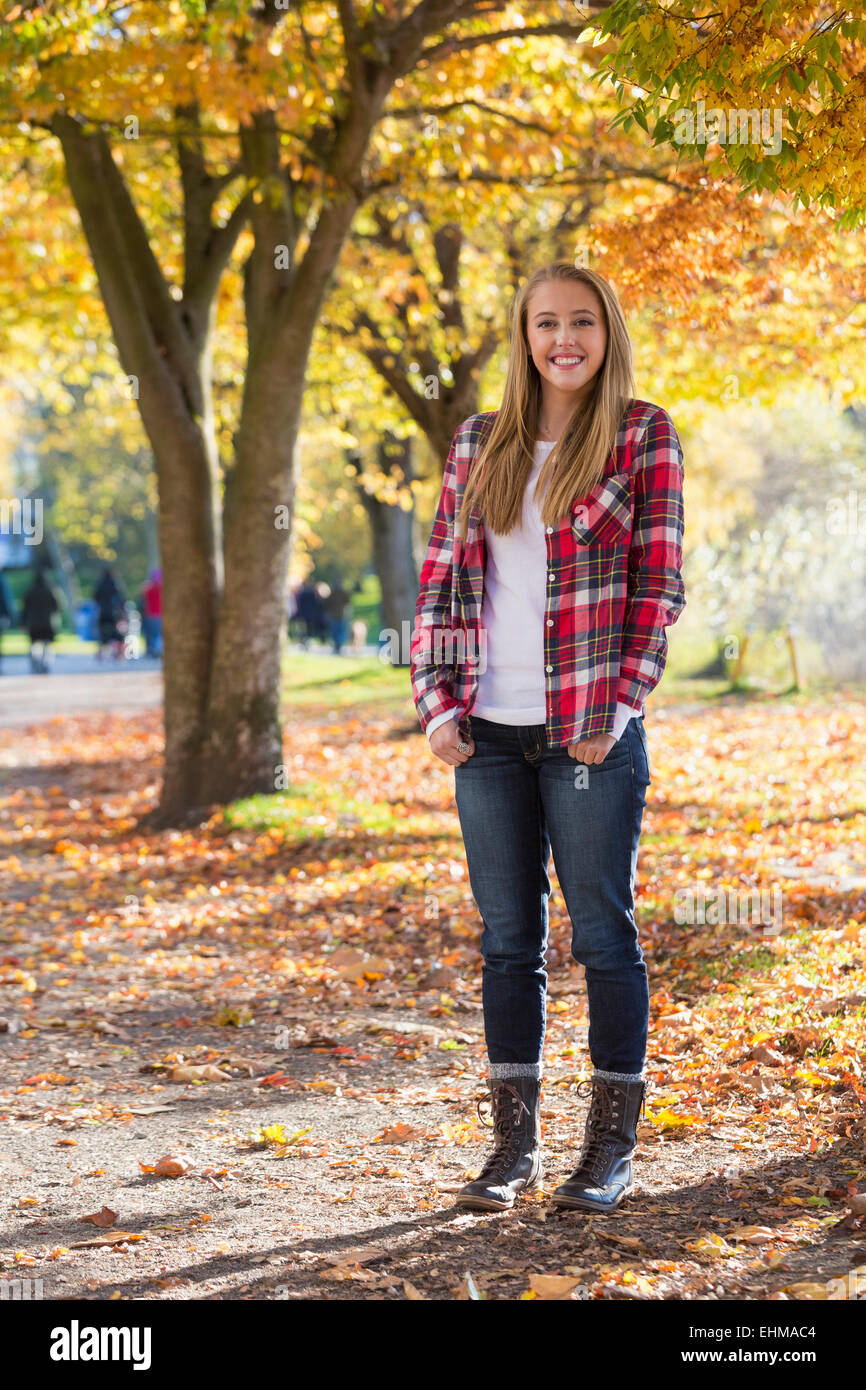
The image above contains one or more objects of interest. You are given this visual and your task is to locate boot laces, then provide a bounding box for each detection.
[474,1083,531,1182]
[571,1078,625,1183]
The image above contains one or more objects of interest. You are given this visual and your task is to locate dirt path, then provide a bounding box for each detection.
[1,701,865,1302]
[0,668,163,727]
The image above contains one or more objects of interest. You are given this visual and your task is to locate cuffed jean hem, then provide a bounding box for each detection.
[593,1067,644,1082]
[489,1061,543,1080]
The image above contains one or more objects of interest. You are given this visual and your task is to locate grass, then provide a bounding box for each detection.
[0,631,95,656]
[222,773,444,844]
[279,647,410,712]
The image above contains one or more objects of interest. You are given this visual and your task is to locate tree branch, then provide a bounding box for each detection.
[419,18,605,66]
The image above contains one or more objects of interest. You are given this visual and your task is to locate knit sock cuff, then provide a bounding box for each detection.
[592,1067,645,1082]
[489,1061,543,1080]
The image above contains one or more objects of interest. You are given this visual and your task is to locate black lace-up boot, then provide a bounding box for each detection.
[551,1075,646,1213]
[455,1076,542,1212]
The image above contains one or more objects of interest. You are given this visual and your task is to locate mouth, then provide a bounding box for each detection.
[549,355,585,368]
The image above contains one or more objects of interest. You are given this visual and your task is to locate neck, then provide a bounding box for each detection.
[538,384,592,439]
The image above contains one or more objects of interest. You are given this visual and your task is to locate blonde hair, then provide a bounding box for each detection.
[456,262,635,541]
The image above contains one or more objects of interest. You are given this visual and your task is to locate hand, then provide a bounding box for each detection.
[429,716,475,767]
[567,732,616,765]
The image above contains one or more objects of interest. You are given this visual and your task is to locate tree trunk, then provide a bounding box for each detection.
[195,346,306,806]
[190,101,367,807]
[52,113,231,824]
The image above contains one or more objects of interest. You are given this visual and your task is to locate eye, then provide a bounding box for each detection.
[537,318,593,328]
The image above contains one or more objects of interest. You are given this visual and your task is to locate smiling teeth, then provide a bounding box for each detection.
[552,356,584,364]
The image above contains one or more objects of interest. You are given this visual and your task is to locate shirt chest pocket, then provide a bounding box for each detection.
[570,472,633,547]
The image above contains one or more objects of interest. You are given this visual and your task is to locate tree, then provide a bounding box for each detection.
[0,0,600,824]
[590,2,866,227]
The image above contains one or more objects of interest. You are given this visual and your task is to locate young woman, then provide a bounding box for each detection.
[410,261,686,1214]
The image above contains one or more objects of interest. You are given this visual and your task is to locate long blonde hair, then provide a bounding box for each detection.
[456,262,636,542]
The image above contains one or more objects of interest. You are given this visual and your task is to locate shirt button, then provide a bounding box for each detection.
[548,571,555,581]
[546,526,553,533]
[545,664,553,673]
[546,619,554,627]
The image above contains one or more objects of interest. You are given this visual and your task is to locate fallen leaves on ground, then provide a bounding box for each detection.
[0,696,865,1300]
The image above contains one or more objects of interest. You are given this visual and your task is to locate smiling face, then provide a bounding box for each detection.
[525,280,608,415]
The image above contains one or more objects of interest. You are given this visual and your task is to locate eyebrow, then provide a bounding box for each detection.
[532,308,597,318]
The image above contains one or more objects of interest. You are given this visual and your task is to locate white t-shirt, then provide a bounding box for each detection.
[425,439,639,742]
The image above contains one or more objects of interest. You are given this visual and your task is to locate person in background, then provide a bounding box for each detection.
[287,583,299,641]
[349,618,368,654]
[323,578,352,654]
[94,565,126,661]
[0,567,16,674]
[140,567,163,658]
[20,569,60,674]
[294,580,327,648]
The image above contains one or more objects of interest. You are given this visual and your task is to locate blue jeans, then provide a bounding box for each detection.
[330,617,349,653]
[453,713,652,1076]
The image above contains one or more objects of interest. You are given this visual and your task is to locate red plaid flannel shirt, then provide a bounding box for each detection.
[409,399,686,747]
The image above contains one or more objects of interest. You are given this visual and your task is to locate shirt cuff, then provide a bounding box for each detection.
[425,709,460,741]
[612,700,641,741]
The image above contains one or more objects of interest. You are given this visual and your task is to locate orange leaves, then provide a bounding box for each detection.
[1,692,865,1306]
[163,1063,232,1083]
[138,1155,195,1178]
[375,1123,427,1145]
[78,1206,118,1228]
[526,1273,587,1299]
[324,947,393,983]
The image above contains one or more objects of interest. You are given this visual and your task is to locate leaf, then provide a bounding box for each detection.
[122,1103,176,1115]
[211,1005,253,1027]
[376,1123,427,1144]
[280,1128,312,1148]
[253,1122,288,1145]
[728,1225,777,1244]
[646,1107,701,1130]
[684,1234,732,1258]
[165,1063,232,1083]
[749,1044,785,1066]
[327,1247,382,1268]
[70,1232,148,1248]
[455,1271,486,1300]
[527,1273,585,1299]
[78,1206,117,1228]
[404,1280,426,1300]
[213,1054,258,1076]
[138,1154,195,1177]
